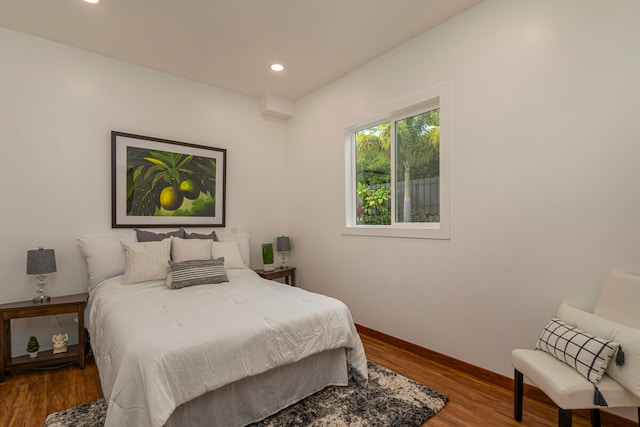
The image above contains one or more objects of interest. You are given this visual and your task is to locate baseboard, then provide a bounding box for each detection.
[355,324,637,427]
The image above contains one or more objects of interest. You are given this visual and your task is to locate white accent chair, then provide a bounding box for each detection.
[512,272,640,427]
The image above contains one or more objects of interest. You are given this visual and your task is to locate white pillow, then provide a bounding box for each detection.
[171,237,212,263]
[77,231,136,292]
[121,239,171,284]
[216,232,250,266]
[212,241,245,269]
[557,302,640,399]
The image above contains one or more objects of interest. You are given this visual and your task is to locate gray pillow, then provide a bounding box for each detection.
[186,231,219,241]
[135,227,186,242]
[166,257,228,289]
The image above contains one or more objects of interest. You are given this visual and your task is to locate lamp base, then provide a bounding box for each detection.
[33,274,50,303]
[278,252,289,269]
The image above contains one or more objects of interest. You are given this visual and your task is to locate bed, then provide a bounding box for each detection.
[79,231,368,427]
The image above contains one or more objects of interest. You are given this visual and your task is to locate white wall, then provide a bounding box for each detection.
[0,28,288,355]
[287,0,640,382]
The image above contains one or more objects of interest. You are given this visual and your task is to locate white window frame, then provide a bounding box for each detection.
[343,83,451,239]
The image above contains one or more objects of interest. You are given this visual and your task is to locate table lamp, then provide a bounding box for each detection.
[276,236,291,269]
[27,247,56,303]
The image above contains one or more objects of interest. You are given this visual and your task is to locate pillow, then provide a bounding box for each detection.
[186,231,219,241]
[166,258,228,289]
[77,231,136,292]
[135,227,186,242]
[537,318,619,385]
[536,317,621,406]
[212,241,245,269]
[171,237,212,262]
[121,239,171,284]
[557,303,640,399]
[216,232,250,266]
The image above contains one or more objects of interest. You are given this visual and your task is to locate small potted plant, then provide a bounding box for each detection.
[262,243,275,271]
[27,336,40,358]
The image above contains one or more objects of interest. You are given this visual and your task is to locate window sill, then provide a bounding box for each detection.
[342,225,450,240]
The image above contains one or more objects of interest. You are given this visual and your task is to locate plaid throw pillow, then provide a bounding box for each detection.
[536,317,622,406]
[537,318,619,384]
[166,258,228,289]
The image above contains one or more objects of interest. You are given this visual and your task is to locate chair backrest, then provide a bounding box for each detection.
[593,272,640,328]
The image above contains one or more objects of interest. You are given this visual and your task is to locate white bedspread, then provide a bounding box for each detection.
[88,268,368,427]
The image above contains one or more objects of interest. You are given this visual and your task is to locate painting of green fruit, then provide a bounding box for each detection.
[112,131,226,227]
[125,146,217,217]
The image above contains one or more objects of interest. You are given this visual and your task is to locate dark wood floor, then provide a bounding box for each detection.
[0,329,635,427]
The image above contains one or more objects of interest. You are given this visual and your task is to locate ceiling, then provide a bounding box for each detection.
[0,0,481,101]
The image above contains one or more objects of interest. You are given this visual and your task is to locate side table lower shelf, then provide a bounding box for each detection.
[8,344,81,371]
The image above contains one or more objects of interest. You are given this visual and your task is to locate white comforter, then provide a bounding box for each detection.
[88,268,368,427]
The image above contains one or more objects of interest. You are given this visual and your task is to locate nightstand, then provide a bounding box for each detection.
[255,267,296,286]
[0,293,88,382]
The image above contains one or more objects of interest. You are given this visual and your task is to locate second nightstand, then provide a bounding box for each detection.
[255,267,296,286]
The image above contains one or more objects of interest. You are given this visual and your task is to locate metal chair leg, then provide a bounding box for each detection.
[514,369,523,421]
[559,408,573,427]
[589,408,601,427]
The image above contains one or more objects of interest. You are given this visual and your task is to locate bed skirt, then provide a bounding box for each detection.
[165,348,348,427]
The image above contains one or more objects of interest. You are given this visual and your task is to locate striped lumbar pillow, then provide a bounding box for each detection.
[166,257,228,289]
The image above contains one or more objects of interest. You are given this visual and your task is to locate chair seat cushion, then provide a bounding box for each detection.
[512,349,640,409]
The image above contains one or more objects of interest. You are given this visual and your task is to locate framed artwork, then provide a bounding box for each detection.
[112,131,226,228]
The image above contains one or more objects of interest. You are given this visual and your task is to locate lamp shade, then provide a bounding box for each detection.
[26,248,57,275]
[276,236,291,252]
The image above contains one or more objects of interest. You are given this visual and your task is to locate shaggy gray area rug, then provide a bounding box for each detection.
[45,361,448,427]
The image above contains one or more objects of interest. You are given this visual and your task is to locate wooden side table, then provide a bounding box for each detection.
[255,267,296,286]
[0,293,88,382]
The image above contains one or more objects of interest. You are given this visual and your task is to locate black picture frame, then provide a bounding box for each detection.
[112,131,226,228]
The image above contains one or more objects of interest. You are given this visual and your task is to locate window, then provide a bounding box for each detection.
[344,84,450,239]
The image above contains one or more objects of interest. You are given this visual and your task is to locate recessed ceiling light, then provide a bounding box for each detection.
[270,63,284,72]
[84,0,100,4]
